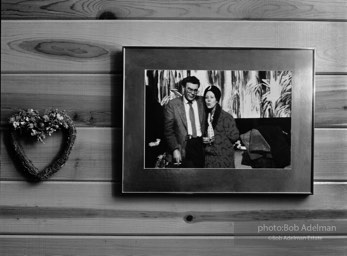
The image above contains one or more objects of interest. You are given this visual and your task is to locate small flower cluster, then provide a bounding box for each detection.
[9,109,71,142]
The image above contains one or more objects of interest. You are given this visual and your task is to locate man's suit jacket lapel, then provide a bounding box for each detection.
[178,97,187,129]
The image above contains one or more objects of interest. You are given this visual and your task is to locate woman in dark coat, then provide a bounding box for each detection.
[203,86,240,168]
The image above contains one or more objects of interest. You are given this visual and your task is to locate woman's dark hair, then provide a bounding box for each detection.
[203,86,221,102]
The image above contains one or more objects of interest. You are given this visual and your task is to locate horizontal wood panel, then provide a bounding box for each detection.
[314,129,347,180]
[0,182,346,234]
[315,75,347,128]
[1,74,346,127]
[0,128,120,181]
[1,21,346,73]
[1,128,346,181]
[1,74,122,127]
[1,3,345,254]
[0,236,346,256]
[1,0,347,20]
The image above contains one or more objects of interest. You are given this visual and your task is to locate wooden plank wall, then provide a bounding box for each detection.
[1,1,347,255]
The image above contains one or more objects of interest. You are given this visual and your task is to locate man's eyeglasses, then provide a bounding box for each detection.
[186,87,199,94]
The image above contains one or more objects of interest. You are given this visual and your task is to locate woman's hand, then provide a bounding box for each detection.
[203,137,210,144]
[203,136,215,144]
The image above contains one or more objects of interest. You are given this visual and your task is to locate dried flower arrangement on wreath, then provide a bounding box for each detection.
[9,109,72,142]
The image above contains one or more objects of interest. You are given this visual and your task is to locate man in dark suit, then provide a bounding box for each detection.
[164,76,206,168]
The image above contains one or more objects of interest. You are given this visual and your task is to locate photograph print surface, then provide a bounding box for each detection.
[145,69,292,169]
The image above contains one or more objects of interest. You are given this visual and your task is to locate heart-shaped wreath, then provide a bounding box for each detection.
[8,109,77,180]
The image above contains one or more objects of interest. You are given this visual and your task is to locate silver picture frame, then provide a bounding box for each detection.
[122,47,314,194]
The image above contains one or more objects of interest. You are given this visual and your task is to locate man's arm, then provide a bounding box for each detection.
[164,101,183,163]
[163,101,179,152]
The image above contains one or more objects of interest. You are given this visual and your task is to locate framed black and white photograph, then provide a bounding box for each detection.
[122,47,314,193]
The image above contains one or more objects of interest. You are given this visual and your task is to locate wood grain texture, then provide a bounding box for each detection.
[1,0,347,20]
[1,128,346,181]
[1,74,121,127]
[1,1,346,254]
[1,74,346,127]
[0,182,346,234]
[1,21,346,73]
[0,236,346,256]
[0,128,120,181]
[315,75,347,128]
[314,129,347,180]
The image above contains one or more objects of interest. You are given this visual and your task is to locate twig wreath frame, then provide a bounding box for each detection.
[8,109,77,180]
